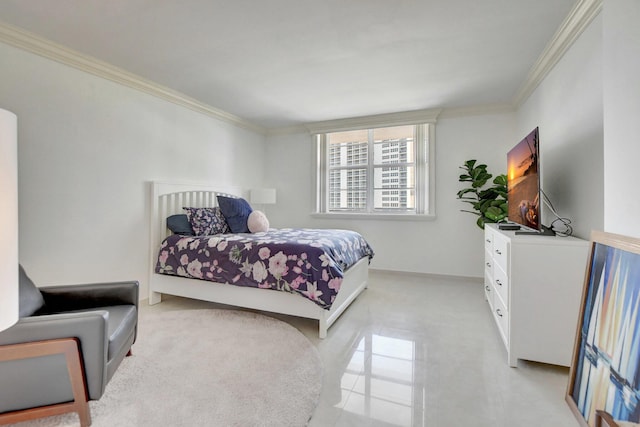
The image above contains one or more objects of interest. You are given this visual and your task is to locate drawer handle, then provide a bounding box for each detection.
[486,262,491,268]
[485,285,490,291]
[496,279,502,286]
[486,238,491,243]
[495,249,502,255]
[496,308,503,317]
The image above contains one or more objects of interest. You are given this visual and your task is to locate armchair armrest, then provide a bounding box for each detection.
[39,281,139,314]
[0,311,110,400]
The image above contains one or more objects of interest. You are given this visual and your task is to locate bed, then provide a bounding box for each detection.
[148,181,373,338]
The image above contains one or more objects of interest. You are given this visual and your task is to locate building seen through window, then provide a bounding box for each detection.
[327,125,416,212]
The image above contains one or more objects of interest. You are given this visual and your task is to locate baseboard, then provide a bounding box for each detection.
[369,268,482,283]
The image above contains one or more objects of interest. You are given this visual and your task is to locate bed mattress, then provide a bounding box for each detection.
[155,228,374,309]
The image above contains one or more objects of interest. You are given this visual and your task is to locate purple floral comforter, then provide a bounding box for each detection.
[155,228,374,309]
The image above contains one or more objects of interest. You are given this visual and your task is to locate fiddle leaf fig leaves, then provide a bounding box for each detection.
[457,159,508,229]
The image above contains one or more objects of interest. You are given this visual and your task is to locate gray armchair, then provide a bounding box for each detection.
[0,266,139,426]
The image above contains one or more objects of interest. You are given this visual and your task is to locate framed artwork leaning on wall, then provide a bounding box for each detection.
[566,230,640,427]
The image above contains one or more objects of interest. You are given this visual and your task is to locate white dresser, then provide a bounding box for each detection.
[483,223,589,367]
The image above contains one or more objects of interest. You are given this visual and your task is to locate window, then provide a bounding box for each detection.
[314,123,434,217]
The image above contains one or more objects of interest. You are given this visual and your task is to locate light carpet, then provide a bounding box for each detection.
[15,309,323,427]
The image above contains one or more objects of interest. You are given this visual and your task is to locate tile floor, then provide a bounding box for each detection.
[146,270,579,427]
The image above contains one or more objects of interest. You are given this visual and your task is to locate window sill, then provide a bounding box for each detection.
[311,212,436,221]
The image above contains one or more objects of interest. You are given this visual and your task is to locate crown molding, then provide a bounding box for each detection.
[513,0,603,107]
[0,21,267,135]
[298,104,514,135]
[438,103,515,119]
[305,108,443,134]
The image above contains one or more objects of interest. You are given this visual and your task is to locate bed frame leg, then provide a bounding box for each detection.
[148,291,162,305]
[318,311,328,339]
[319,322,327,339]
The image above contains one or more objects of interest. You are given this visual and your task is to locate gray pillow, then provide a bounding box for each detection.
[19,265,45,317]
[167,214,194,235]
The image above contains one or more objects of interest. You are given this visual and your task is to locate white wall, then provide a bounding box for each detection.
[265,113,515,278]
[0,41,266,295]
[603,0,640,238]
[516,12,604,240]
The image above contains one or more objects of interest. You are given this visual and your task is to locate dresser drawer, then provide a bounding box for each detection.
[493,263,509,307]
[484,229,494,254]
[492,234,509,272]
[493,294,509,346]
[484,271,494,310]
[484,249,494,276]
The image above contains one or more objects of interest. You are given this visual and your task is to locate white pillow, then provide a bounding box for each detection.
[247,210,270,233]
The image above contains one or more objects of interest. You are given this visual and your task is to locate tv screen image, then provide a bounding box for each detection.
[507,127,540,231]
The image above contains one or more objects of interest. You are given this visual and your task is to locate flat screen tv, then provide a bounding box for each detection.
[505,127,552,235]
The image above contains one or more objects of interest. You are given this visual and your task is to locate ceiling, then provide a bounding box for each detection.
[0,0,578,130]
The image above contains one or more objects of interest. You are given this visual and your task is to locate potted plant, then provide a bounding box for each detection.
[457,159,508,229]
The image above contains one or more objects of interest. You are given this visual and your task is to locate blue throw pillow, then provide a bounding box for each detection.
[217,196,253,233]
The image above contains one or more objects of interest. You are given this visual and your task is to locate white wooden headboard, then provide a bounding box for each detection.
[148,181,243,288]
